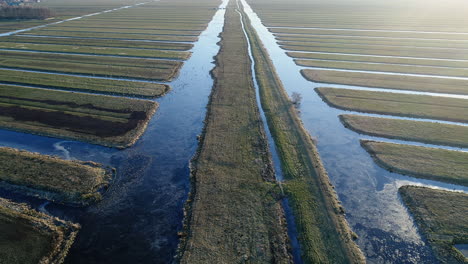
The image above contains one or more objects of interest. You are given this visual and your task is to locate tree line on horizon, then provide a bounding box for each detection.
[0,6,53,19]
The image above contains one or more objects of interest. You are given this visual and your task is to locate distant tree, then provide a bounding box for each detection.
[291,92,302,108]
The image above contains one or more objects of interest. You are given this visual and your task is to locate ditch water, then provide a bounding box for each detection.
[0,0,227,263]
[241,0,468,263]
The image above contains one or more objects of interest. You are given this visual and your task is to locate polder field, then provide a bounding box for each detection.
[246,0,468,262]
[0,0,220,262]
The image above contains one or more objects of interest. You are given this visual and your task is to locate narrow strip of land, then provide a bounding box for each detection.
[0,147,113,206]
[0,69,169,98]
[0,85,158,148]
[0,197,80,264]
[316,87,468,123]
[242,3,365,263]
[362,140,468,186]
[302,69,468,95]
[341,115,468,148]
[179,2,291,262]
[399,186,468,263]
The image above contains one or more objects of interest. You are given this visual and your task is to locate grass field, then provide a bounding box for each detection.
[0,84,158,148]
[0,197,80,264]
[243,5,365,263]
[0,51,181,81]
[399,186,468,263]
[0,69,168,98]
[361,140,468,186]
[0,36,193,50]
[341,115,468,148]
[0,147,112,205]
[179,3,291,262]
[296,59,468,78]
[302,69,468,95]
[0,42,191,59]
[316,88,468,123]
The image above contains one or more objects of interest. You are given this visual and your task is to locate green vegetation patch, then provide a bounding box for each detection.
[0,147,113,205]
[20,30,198,42]
[341,115,468,148]
[0,36,193,51]
[0,84,158,148]
[362,140,468,186]
[302,69,468,95]
[0,69,168,98]
[0,197,79,264]
[296,59,468,78]
[242,5,365,264]
[399,186,468,263]
[316,87,468,123]
[179,3,291,262]
[0,51,182,81]
[0,42,190,59]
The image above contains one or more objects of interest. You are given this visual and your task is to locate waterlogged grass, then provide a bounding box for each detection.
[0,42,191,59]
[0,84,157,148]
[399,186,468,263]
[316,88,468,123]
[296,59,468,78]
[0,147,112,205]
[341,115,468,148]
[51,22,207,31]
[0,69,168,98]
[1,36,193,50]
[0,51,181,81]
[302,69,468,95]
[362,140,468,186]
[242,5,365,263]
[179,3,291,263]
[0,197,79,264]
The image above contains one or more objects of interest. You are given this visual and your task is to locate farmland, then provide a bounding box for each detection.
[341,115,468,148]
[0,147,113,205]
[0,197,79,264]
[362,140,468,187]
[400,186,468,263]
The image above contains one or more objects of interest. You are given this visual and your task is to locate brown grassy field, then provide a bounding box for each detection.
[179,2,291,263]
[0,147,113,206]
[400,186,468,263]
[361,140,468,187]
[0,85,158,148]
[0,197,80,264]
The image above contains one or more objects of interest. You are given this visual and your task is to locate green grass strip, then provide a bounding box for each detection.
[0,147,113,205]
[341,114,468,148]
[0,69,168,98]
[399,186,468,263]
[316,87,468,123]
[362,140,468,186]
[302,69,468,95]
